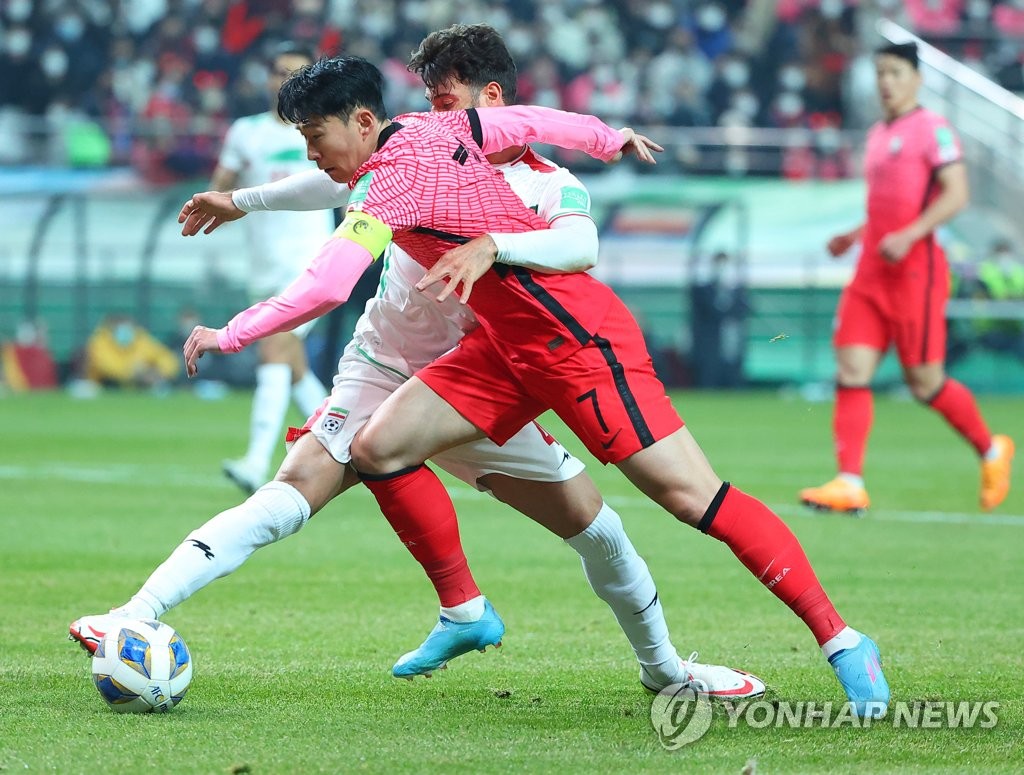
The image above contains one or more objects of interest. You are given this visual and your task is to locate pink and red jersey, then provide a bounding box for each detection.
[857,106,962,281]
[348,108,617,363]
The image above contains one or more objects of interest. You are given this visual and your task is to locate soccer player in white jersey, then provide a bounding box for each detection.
[71,26,763,699]
[209,43,331,493]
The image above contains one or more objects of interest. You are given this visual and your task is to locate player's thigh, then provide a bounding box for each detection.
[523,309,682,464]
[893,273,949,376]
[415,327,547,447]
[350,375,486,472]
[833,285,888,382]
[616,426,722,527]
[274,432,359,516]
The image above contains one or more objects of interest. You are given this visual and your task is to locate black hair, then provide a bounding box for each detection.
[269,41,316,66]
[876,42,919,70]
[408,23,518,102]
[277,56,388,124]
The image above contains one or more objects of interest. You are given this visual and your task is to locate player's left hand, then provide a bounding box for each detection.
[878,228,917,262]
[612,128,664,165]
[415,234,498,304]
[182,325,222,378]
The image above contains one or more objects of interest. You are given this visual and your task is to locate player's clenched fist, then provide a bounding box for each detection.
[178,191,247,236]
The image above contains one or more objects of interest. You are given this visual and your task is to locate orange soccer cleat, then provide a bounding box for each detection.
[980,434,1015,511]
[799,477,870,516]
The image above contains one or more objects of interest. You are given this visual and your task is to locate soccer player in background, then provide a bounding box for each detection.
[71,36,764,698]
[800,42,1014,515]
[177,56,889,717]
[209,43,331,494]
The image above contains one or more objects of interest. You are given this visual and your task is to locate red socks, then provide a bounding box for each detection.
[927,379,992,457]
[702,484,846,646]
[360,465,481,607]
[834,385,873,476]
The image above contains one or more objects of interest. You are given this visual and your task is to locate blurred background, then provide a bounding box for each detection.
[2,0,1024,397]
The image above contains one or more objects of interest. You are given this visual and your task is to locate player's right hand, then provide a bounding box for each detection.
[182,325,222,378]
[612,128,663,165]
[827,232,857,258]
[178,191,246,236]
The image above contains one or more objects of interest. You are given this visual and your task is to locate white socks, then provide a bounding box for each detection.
[119,482,311,619]
[821,626,862,659]
[292,369,327,417]
[838,473,865,489]
[244,363,293,477]
[441,595,486,623]
[566,503,682,686]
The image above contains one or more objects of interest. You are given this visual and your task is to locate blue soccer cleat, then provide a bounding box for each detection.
[392,600,505,679]
[829,632,890,718]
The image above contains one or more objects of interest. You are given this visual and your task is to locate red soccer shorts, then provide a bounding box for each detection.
[417,301,683,464]
[834,254,950,368]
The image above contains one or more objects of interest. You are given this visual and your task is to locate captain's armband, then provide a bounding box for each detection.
[334,212,393,260]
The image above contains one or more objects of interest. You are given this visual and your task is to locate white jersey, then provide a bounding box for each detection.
[218,112,335,297]
[349,147,593,378]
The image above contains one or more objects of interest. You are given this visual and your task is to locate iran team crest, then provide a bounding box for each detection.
[321,407,349,434]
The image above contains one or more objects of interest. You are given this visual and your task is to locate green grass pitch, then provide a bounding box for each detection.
[1,390,1021,773]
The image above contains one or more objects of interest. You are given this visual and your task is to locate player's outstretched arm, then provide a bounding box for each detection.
[179,191,246,236]
[183,224,388,376]
[415,216,598,303]
[472,105,662,164]
[231,169,349,213]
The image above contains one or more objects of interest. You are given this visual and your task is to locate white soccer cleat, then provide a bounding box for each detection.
[222,458,265,495]
[68,612,132,656]
[641,651,766,699]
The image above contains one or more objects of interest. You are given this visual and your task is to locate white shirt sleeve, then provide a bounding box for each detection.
[489,169,598,274]
[490,215,598,273]
[231,170,350,212]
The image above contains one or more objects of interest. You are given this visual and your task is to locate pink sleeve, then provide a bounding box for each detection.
[471,106,623,162]
[216,238,374,353]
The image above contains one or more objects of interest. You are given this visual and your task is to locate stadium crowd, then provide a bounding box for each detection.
[1,0,1021,178]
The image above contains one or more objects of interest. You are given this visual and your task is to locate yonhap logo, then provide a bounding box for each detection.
[649,684,714,749]
[649,691,1001,749]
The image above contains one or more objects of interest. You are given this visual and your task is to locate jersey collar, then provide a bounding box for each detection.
[376,121,403,150]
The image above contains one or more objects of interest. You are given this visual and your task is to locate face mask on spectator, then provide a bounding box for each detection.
[779,65,806,92]
[775,91,804,119]
[113,323,136,347]
[6,28,31,57]
[697,3,726,32]
[56,13,85,42]
[41,48,69,79]
[722,59,749,89]
[820,0,844,20]
[194,26,218,55]
[732,91,759,118]
[7,0,32,22]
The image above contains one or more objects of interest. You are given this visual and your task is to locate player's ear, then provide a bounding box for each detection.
[355,108,377,134]
[481,82,503,107]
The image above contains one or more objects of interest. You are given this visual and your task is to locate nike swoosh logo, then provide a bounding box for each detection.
[601,429,622,450]
[705,677,761,698]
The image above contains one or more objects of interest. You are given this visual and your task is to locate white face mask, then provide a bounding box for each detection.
[779,65,806,92]
[7,0,31,22]
[113,323,136,347]
[820,0,844,19]
[697,3,726,31]
[722,59,749,89]
[6,28,32,57]
[42,48,69,79]
[775,91,804,118]
[733,91,759,117]
[194,26,218,55]
[56,14,85,42]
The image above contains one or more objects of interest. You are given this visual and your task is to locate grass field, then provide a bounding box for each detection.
[1,389,1021,774]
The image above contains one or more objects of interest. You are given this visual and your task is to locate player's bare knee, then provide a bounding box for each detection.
[349,427,397,474]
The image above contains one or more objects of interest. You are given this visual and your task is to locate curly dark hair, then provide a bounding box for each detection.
[277,56,388,124]
[408,23,518,103]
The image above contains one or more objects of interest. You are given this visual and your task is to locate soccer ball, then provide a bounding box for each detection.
[90,619,193,713]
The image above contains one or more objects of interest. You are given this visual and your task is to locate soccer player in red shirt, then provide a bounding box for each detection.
[178,56,888,716]
[800,42,1014,515]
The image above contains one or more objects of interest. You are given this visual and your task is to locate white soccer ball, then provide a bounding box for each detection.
[90,619,193,713]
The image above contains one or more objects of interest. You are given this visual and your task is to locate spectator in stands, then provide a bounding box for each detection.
[973,238,1024,358]
[82,313,179,390]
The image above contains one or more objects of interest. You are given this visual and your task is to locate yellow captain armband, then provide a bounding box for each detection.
[333,211,393,260]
